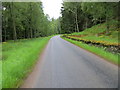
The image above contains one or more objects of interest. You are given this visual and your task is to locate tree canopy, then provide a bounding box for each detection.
[2,2,119,41]
[2,2,59,41]
[60,2,119,34]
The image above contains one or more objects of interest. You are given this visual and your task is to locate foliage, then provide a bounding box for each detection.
[2,2,58,41]
[60,2,119,34]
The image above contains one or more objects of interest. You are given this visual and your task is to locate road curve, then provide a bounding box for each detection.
[21,35,118,88]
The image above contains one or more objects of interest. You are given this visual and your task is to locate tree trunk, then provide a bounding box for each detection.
[75,8,79,32]
[24,30,26,39]
[85,14,88,29]
[75,25,76,32]
[30,28,33,38]
[34,29,37,38]
[100,17,102,24]
[28,31,30,39]
[105,2,109,34]
[58,20,61,34]
[94,20,97,25]
[29,3,33,38]
[85,18,88,29]
[106,16,109,34]
[13,20,17,41]
[11,2,17,41]
[4,28,6,42]
[118,2,120,29]
[4,17,7,42]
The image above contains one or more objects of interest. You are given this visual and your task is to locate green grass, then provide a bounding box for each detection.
[0,58,1,89]
[0,43,2,89]
[80,36,118,43]
[62,36,119,65]
[2,36,51,88]
[70,20,119,43]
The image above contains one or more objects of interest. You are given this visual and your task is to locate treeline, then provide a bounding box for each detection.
[60,2,119,34]
[2,2,59,42]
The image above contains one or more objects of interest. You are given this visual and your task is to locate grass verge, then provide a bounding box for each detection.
[61,36,119,65]
[2,36,51,88]
[0,60,1,89]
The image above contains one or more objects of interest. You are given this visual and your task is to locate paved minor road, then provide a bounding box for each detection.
[21,35,118,88]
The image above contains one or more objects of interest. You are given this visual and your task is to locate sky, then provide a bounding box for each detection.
[41,0,63,19]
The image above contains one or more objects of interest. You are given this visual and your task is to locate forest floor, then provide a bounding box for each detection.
[2,36,51,88]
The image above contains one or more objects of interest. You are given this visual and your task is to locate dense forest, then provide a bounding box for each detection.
[2,2,120,41]
[2,2,59,42]
[60,2,119,34]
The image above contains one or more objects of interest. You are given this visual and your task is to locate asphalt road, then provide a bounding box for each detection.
[21,35,118,88]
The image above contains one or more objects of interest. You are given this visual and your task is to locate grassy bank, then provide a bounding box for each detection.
[2,36,51,88]
[70,21,119,43]
[61,36,119,65]
[62,20,119,65]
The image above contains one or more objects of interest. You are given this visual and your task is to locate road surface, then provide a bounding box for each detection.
[21,35,118,88]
